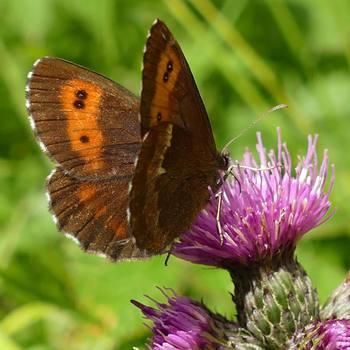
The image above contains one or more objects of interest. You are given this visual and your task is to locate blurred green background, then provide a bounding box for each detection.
[0,0,349,348]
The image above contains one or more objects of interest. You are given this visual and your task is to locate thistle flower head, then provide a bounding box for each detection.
[173,129,334,269]
[289,319,350,349]
[132,290,230,350]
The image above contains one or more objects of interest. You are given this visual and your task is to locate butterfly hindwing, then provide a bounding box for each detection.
[47,168,146,260]
[130,123,222,252]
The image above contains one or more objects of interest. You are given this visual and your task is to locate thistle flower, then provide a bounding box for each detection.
[173,129,334,269]
[288,319,350,349]
[131,289,238,350]
[172,130,333,347]
[133,130,342,349]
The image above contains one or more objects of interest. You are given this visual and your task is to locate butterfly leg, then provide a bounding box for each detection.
[230,171,242,193]
[215,162,280,245]
[215,164,243,244]
[215,190,224,245]
[164,244,174,266]
[225,163,242,193]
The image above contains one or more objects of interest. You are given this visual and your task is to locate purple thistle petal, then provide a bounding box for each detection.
[173,129,334,268]
[320,320,350,349]
[289,319,350,349]
[132,290,232,350]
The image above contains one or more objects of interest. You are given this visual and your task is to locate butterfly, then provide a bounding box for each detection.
[26,19,229,261]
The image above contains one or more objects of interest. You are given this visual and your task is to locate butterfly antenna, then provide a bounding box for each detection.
[221,104,288,155]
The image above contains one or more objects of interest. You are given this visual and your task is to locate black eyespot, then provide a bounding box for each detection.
[163,72,169,82]
[167,60,173,72]
[73,100,85,109]
[75,89,87,99]
[157,112,162,121]
[80,135,89,143]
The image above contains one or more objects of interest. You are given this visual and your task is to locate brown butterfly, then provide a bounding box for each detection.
[26,19,229,260]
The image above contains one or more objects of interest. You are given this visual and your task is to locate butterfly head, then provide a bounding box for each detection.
[220,148,232,170]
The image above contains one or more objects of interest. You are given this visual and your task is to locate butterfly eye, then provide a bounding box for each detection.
[157,112,162,121]
[163,72,169,82]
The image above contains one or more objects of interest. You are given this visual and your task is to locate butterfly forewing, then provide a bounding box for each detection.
[27,57,140,180]
[140,21,217,155]
[27,58,145,260]
[129,20,228,254]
